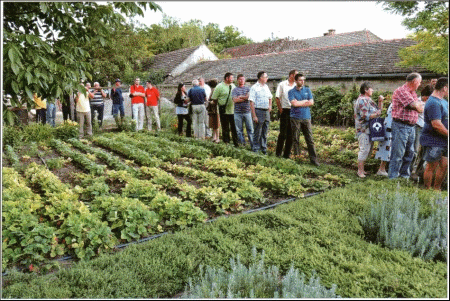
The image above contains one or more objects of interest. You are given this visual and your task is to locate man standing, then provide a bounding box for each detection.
[90,82,106,128]
[275,69,298,158]
[388,72,424,179]
[145,80,161,131]
[188,79,207,139]
[288,73,319,166]
[76,83,94,138]
[110,78,125,128]
[211,72,238,146]
[130,78,146,131]
[249,71,272,154]
[232,74,253,148]
[199,77,212,137]
[420,77,448,190]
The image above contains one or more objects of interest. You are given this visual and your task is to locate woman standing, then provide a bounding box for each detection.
[174,83,191,137]
[354,82,383,178]
[207,79,220,142]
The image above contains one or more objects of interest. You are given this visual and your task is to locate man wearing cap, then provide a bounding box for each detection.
[130,77,146,131]
[111,78,125,128]
[145,80,161,131]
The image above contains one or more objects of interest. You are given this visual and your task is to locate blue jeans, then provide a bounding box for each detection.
[388,120,416,179]
[112,103,125,117]
[46,103,56,127]
[234,112,254,147]
[252,109,270,153]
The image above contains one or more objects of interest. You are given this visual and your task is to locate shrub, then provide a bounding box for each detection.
[54,120,79,141]
[22,123,55,143]
[182,247,340,298]
[311,85,344,126]
[359,188,447,261]
[2,126,23,148]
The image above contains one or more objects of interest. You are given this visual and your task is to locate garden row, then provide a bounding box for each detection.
[2,131,351,271]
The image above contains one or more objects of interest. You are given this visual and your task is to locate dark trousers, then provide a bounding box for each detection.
[291,118,318,163]
[177,114,192,137]
[36,108,46,124]
[90,103,104,128]
[220,113,239,146]
[276,109,292,158]
[62,103,71,121]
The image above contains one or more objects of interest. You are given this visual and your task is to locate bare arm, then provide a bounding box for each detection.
[291,99,314,107]
[431,119,448,137]
[406,100,424,113]
[275,97,282,114]
[250,101,257,123]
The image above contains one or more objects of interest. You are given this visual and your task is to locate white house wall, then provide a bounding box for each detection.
[171,45,218,77]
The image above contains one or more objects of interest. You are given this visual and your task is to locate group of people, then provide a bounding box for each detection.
[75,78,162,137]
[173,70,320,165]
[355,73,448,190]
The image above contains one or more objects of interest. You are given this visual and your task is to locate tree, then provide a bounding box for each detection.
[3,1,161,111]
[380,1,448,74]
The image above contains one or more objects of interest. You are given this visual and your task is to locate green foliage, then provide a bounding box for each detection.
[2,126,24,148]
[5,145,20,167]
[3,2,160,111]
[380,1,448,74]
[54,120,79,141]
[45,157,71,170]
[310,85,344,126]
[183,247,340,298]
[21,123,55,143]
[359,188,447,261]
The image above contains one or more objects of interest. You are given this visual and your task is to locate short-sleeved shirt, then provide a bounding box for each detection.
[34,95,46,110]
[232,86,251,114]
[276,80,296,109]
[90,89,105,106]
[248,82,272,110]
[212,82,236,114]
[130,85,145,104]
[391,83,419,125]
[420,96,448,147]
[145,87,160,106]
[201,84,211,100]
[188,86,206,105]
[353,95,379,136]
[288,86,314,120]
[76,91,90,113]
[110,88,124,105]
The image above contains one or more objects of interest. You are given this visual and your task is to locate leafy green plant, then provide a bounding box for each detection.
[54,120,79,141]
[45,157,72,170]
[182,247,340,298]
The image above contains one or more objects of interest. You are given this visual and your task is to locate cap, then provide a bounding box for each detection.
[115,79,121,83]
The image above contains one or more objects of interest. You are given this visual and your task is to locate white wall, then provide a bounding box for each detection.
[171,45,218,77]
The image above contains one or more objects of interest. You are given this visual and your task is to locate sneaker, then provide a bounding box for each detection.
[376,170,388,177]
[357,172,366,178]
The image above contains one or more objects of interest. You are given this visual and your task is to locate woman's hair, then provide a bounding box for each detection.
[360,81,372,95]
[208,79,218,89]
[177,83,184,93]
[420,85,433,97]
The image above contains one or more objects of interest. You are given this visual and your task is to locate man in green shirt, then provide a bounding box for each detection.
[211,72,238,146]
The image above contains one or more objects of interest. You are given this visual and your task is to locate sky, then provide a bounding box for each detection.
[133,1,414,42]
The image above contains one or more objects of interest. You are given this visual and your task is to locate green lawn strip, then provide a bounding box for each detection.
[2,180,446,298]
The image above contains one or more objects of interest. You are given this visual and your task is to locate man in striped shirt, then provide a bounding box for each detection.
[90,81,106,128]
[232,74,253,148]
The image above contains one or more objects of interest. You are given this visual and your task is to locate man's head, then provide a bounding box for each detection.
[93,82,100,88]
[257,71,268,84]
[134,78,140,86]
[288,69,298,81]
[430,78,438,88]
[86,82,91,89]
[192,79,199,86]
[420,85,433,101]
[224,72,234,84]
[198,77,205,86]
[237,74,245,87]
[115,79,121,87]
[146,80,152,88]
[406,73,422,91]
[294,73,305,88]
[434,77,448,97]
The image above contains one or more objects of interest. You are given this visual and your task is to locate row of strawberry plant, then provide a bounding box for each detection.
[50,139,106,176]
[66,138,137,176]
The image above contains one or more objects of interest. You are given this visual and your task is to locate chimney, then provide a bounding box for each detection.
[328,29,336,36]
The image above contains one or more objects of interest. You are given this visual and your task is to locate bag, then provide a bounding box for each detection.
[207,100,218,115]
[369,117,386,141]
[218,85,232,115]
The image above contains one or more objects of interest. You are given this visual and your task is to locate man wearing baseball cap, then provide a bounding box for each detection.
[111,78,125,128]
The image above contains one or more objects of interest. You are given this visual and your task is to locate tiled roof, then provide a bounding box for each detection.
[222,30,383,58]
[148,45,202,74]
[164,39,430,84]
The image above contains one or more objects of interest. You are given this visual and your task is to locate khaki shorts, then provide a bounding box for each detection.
[358,133,374,161]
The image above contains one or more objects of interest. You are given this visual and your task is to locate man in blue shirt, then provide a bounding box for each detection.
[110,78,125,128]
[288,73,319,166]
[420,77,448,190]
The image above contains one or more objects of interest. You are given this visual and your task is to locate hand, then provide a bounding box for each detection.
[253,116,258,123]
[378,95,384,101]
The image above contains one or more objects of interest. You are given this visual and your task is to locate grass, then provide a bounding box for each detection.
[2,180,446,298]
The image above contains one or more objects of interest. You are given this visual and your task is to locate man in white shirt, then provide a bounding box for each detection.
[249,71,272,154]
[275,69,298,158]
[199,77,212,138]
